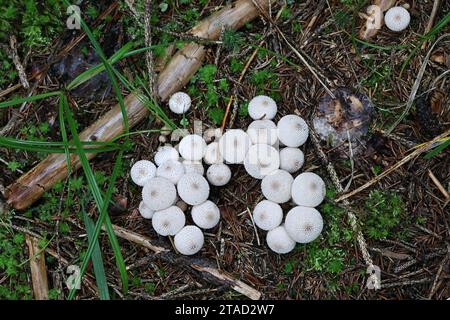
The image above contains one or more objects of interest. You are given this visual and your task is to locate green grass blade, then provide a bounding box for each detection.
[0,91,62,109]
[82,207,110,300]
[63,98,128,299]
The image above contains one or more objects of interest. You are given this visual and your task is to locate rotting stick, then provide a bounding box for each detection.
[105,223,262,300]
[5,0,271,210]
[25,234,49,300]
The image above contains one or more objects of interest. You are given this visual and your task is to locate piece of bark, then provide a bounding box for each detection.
[25,234,49,300]
[6,0,270,210]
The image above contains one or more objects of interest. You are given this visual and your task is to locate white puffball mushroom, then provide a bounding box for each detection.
[279,147,304,173]
[248,95,278,120]
[179,134,207,161]
[130,160,156,186]
[291,172,326,207]
[253,200,283,231]
[285,206,323,243]
[138,201,154,219]
[277,115,309,147]
[218,129,251,164]
[154,146,179,167]
[384,6,410,32]
[266,225,296,254]
[247,120,278,145]
[156,159,185,184]
[244,144,280,179]
[142,177,177,211]
[203,142,223,164]
[177,173,210,205]
[261,170,294,204]
[191,200,221,229]
[152,206,186,236]
[168,91,191,114]
[183,160,205,175]
[174,225,204,255]
[206,163,232,186]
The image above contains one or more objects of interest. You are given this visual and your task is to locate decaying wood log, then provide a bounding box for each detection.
[5,0,270,210]
[25,234,49,300]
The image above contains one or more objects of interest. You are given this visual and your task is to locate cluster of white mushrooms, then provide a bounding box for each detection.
[130,93,326,256]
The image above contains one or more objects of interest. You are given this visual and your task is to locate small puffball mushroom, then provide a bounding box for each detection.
[384,6,410,32]
[130,160,156,186]
[218,129,251,164]
[154,146,179,167]
[191,200,221,229]
[266,225,296,254]
[203,142,223,164]
[253,200,283,231]
[177,173,210,205]
[152,206,186,236]
[261,170,294,204]
[183,160,205,175]
[279,147,304,173]
[168,91,191,114]
[156,159,185,184]
[248,95,277,120]
[142,177,177,211]
[174,225,204,255]
[291,172,326,207]
[179,134,207,161]
[277,115,309,147]
[285,206,323,243]
[138,201,154,219]
[247,120,278,145]
[206,163,232,186]
[244,144,280,179]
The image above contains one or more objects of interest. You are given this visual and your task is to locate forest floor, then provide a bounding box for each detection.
[0,0,449,300]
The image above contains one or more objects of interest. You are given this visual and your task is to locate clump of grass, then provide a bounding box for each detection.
[363,190,405,240]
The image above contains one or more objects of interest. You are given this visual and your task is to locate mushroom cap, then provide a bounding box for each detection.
[179,134,207,161]
[191,200,221,229]
[244,144,280,179]
[291,172,326,207]
[203,141,224,164]
[154,146,179,167]
[277,115,309,147]
[218,129,252,164]
[130,160,156,186]
[177,173,210,205]
[168,91,191,114]
[138,201,154,219]
[183,160,205,175]
[156,159,185,184]
[285,206,323,243]
[247,120,278,145]
[253,200,283,231]
[248,95,278,120]
[206,163,232,186]
[266,225,296,254]
[261,170,294,203]
[384,6,410,32]
[142,177,177,211]
[174,225,204,255]
[152,206,186,236]
[279,147,304,173]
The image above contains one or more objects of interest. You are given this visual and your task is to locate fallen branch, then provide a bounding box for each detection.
[336,129,450,203]
[106,223,262,300]
[5,0,271,210]
[25,234,49,300]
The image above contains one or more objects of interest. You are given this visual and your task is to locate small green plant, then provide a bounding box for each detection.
[364,190,404,240]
